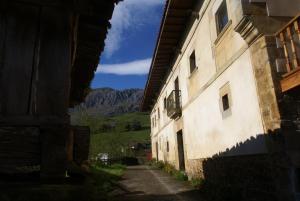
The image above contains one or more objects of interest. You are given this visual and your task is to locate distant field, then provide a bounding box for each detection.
[71,112,151,158]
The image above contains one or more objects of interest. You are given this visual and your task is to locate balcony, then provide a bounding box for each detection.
[276,14,300,92]
[167,90,182,119]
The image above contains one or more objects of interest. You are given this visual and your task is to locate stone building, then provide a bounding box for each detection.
[141,0,300,200]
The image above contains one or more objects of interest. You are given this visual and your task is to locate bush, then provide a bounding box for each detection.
[190,178,205,188]
[149,160,188,181]
[155,161,165,169]
[163,163,175,174]
[174,170,188,181]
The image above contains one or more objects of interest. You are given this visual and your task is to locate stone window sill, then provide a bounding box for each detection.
[188,67,198,79]
[214,20,232,45]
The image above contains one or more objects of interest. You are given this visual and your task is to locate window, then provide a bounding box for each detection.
[158,107,160,119]
[164,97,167,110]
[189,51,197,74]
[215,0,229,35]
[220,82,232,118]
[166,141,169,152]
[222,94,230,111]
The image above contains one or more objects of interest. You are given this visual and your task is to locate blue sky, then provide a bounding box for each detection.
[91,0,165,90]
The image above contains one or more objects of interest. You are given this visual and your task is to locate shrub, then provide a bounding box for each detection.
[163,163,175,174]
[190,178,205,188]
[155,161,165,169]
[149,161,188,182]
[174,170,188,181]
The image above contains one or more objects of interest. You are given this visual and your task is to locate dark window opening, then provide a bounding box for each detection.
[216,0,229,35]
[164,97,167,110]
[167,141,169,152]
[158,107,160,119]
[222,94,230,111]
[189,51,197,74]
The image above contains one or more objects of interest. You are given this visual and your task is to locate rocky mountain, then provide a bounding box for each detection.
[72,88,144,116]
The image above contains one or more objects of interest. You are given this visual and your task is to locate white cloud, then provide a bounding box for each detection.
[96,58,152,75]
[104,0,164,58]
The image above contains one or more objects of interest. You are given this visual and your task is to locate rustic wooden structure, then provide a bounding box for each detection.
[0,0,119,180]
[276,14,300,93]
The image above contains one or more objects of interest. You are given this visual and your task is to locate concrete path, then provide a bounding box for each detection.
[115,165,204,201]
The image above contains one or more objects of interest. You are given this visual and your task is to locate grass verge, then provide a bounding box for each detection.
[148,160,188,182]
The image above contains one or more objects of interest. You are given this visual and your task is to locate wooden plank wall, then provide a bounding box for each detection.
[35,8,72,116]
[0,127,40,174]
[0,10,5,114]
[0,3,72,118]
[0,3,73,178]
[0,5,39,115]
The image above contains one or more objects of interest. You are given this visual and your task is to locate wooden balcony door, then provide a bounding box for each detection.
[177,130,185,171]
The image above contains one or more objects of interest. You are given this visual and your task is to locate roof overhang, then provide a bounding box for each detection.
[141,0,199,111]
[69,0,122,106]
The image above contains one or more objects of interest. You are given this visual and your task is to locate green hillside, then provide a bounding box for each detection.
[71,112,151,158]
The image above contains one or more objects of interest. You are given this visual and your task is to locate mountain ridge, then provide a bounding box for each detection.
[72,88,144,116]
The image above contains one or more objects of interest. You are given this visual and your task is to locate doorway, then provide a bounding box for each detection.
[156,142,159,161]
[177,130,185,171]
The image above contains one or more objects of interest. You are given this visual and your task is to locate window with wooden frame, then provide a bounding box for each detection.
[219,82,232,118]
[222,94,230,111]
[189,50,197,74]
[215,0,229,35]
[166,141,169,152]
[164,97,167,110]
[152,117,155,128]
[158,107,160,119]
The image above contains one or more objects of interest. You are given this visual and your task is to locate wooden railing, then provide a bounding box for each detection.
[276,15,300,74]
[167,90,182,119]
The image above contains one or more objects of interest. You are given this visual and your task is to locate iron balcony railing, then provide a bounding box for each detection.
[167,90,182,119]
[276,14,300,74]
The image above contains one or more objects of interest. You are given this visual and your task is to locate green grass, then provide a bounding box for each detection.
[150,160,188,182]
[87,112,151,158]
[92,163,126,179]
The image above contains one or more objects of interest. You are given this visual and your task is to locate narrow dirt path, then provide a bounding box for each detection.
[115,165,205,201]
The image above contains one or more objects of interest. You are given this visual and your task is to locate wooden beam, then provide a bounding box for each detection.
[281,67,300,92]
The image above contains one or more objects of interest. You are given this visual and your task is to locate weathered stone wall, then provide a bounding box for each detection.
[185,159,204,179]
[249,36,282,133]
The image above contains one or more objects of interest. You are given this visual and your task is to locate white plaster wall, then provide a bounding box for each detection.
[183,50,266,159]
[150,0,267,163]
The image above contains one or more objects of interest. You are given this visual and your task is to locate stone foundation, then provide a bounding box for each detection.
[186,159,204,179]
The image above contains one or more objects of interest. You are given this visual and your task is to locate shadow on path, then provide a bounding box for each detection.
[114,165,204,201]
